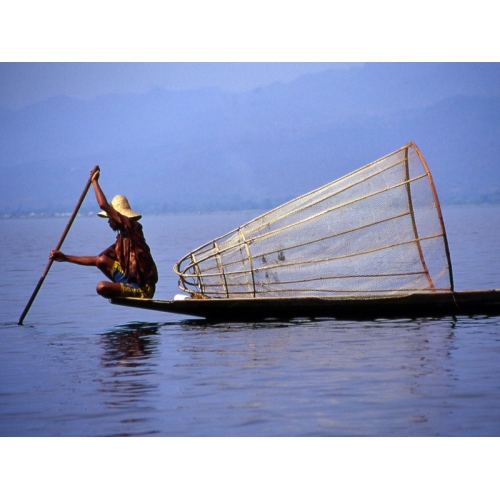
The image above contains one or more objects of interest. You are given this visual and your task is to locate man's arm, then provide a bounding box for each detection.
[90,167,121,225]
[50,250,98,266]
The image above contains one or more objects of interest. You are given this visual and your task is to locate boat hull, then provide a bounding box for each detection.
[110,290,500,322]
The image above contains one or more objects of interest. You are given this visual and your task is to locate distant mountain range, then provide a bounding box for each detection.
[2,63,500,216]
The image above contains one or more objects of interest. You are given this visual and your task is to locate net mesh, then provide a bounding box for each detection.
[174,142,454,298]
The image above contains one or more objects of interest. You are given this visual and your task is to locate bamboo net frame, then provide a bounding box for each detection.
[174,142,454,298]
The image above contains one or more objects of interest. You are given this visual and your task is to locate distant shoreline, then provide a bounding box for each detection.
[2,203,500,220]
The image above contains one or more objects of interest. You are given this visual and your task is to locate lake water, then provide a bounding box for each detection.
[1,206,500,437]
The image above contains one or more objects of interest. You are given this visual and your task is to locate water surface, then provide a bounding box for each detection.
[1,206,500,436]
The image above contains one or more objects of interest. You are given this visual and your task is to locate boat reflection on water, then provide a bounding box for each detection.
[87,314,500,437]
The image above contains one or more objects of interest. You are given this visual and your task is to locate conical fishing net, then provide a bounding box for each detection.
[175,142,454,298]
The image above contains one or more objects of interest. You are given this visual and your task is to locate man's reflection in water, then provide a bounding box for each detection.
[100,322,160,366]
[98,323,162,422]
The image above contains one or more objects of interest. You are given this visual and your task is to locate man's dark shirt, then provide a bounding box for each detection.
[100,213,158,287]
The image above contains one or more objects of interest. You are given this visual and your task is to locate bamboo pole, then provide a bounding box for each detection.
[18,166,99,325]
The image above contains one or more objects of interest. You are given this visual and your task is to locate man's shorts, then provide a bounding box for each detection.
[111,261,155,299]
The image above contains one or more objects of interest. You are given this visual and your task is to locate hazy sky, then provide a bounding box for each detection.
[0,63,363,109]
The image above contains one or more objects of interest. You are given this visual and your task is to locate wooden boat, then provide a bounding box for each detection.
[110,290,500,321]
[111,143,499,321]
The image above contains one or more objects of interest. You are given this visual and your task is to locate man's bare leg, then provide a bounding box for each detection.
[95,254,116,280]
[95,254,123,298]
[96,281,123,298]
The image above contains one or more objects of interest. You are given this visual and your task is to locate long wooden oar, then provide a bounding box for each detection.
[18,166,100,325]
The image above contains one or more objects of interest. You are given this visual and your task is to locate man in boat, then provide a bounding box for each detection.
[49,167,158,299]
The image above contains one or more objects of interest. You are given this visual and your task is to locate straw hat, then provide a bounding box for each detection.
[97,195,142,220]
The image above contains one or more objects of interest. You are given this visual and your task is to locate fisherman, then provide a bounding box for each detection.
[49,167,158,299]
